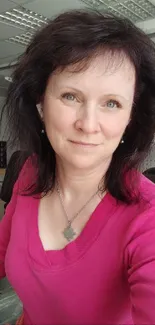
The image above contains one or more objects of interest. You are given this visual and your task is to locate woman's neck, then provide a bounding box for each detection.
[56,157,111,202]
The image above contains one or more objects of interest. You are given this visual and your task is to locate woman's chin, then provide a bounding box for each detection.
[65,155,100,171]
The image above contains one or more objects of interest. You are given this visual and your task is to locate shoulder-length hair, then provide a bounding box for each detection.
[2,10,155,204]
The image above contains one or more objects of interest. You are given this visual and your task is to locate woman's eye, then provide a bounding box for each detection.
[62,93,76,101]
[106,100,121,109]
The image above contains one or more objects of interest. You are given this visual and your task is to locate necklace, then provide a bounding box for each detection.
[56,181,99,242]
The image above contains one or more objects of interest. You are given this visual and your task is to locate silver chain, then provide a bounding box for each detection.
[56,180,99,226]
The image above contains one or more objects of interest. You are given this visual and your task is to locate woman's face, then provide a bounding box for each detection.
[40,54,135,171]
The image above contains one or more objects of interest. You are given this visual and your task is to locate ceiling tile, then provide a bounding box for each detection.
[0,22,25,39]
[0,0,17,13]
[0,54,20,66]
[0,41,25,59]
[136,17,155,34]
[23,0,86,18]
[0,67,14,77]
[9,0,35,4]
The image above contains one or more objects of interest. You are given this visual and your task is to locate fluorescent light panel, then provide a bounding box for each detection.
[0,7,48,30]
[6,31,33,46]
[82,0,155,22]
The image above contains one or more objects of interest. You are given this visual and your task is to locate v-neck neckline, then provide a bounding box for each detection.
[27,192,117,272]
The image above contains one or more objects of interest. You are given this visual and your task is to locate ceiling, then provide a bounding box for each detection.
[0,0,155,96]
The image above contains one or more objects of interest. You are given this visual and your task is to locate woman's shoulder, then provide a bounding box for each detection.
[124,172,155,229]
[139,172,155,204]
[106,171,155,223]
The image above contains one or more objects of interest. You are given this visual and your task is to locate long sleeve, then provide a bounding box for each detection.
[125,204,155,324]
[0,155,35,279]
[0,179,19,279]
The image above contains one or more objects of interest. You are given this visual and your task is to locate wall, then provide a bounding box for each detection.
[0,96,18,163]
[0,96,7,188]
[0,96,7,140]
[141,143,155,172]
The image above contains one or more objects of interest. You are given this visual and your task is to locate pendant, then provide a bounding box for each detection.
[63,224,76,242]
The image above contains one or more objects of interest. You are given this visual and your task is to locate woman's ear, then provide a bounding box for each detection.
[36,103,43,120]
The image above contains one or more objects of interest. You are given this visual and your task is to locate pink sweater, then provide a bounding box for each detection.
[1,162,155,325]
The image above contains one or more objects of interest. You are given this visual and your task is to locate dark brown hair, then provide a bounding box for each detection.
[2,10,155,203]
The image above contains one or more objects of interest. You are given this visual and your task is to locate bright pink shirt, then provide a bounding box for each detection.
[1,162,155,324]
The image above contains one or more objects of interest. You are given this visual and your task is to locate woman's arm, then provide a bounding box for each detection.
[125,205,155,324]
[0,179,19,279]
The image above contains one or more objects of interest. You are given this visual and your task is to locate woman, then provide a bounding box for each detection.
[0,9,155,325]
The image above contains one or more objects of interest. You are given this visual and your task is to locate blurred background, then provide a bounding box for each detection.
[1,0,155,323]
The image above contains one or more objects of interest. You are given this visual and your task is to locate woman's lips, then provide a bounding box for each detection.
[69,140,99,146]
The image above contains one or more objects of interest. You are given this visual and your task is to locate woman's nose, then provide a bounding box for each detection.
[75,105,100,134]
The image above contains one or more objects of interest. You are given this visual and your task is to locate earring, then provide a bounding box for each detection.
[41,129,45,134]
[121,139,124,144]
